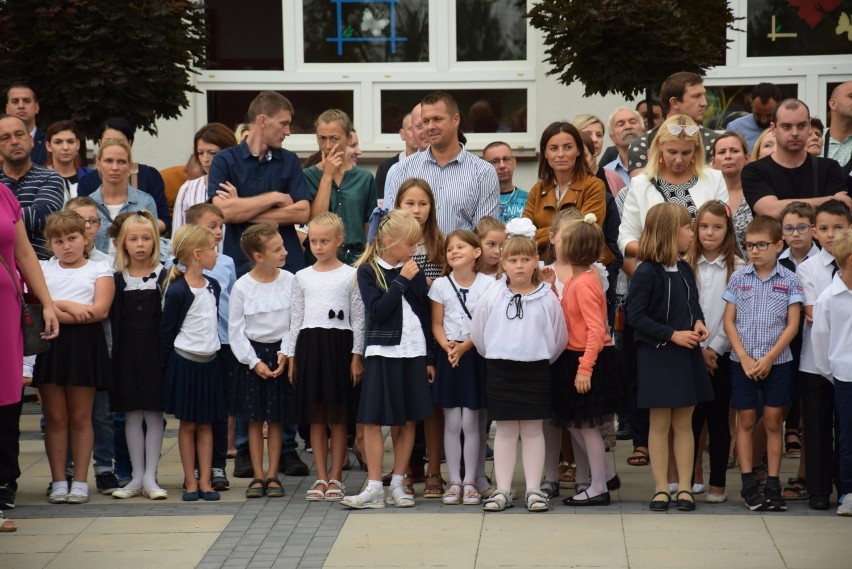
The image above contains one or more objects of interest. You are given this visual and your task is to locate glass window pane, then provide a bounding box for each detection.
[456,0,527,61]
[746,0,851,57]
[703,84,798,130]
[302,0,429,63]
[381,89,527,133]
[205,0,283,70]
[207,91,355,135]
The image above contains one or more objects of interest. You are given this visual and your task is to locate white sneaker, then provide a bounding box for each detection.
[837,495,852,516]
[67,483,89,504]
[692,483,706,494]
[704,492,727,503]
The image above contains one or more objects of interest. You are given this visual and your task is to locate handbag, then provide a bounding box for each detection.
[0,254,51,356]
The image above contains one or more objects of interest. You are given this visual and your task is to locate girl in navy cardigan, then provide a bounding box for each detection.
[341,209,435,510]
[161,224,225,502]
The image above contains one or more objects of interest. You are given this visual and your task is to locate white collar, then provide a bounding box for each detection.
[817,247,836,267]
[698,254,727,268]
[829,273,852,295]
[376,257,404,270]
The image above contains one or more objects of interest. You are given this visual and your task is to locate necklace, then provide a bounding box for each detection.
[555,180,572,203]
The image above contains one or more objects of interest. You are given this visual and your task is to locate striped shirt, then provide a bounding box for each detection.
[723,263,803,365]
[0,164,65,259]
[385,145,500,234]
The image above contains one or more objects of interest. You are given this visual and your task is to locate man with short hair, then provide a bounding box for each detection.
[5,83,46,166]
[604,107,644,188]
[385,91,499,234]
[0,115,64,258]
[826,81,852,191]
[743,99,850,219]
[727,83,783,150]
[627,72,719,176]
[375,112,417,204]
[636,98,663,130]
[483,141,527,223]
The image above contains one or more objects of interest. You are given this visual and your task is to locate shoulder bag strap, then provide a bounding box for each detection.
[0,253,25,306]
[446,276,472,320]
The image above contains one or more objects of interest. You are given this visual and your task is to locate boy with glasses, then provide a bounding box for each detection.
[723,215,803,511]
[778,202,818,271]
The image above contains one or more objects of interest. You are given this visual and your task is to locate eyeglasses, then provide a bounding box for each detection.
[83,218,100,226]
[666,124,700,137]
[782,223,811,235]
[488,157,515,166]
[743,241,777,251]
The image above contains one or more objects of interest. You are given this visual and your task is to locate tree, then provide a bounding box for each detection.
[526,0,740,124]
[0,0,206,139]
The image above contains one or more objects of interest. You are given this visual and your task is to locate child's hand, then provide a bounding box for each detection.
[67,304,93,323]
[574,373,591,394]
[426,365,435,384]
[447,340,472,367]
[702,348,718,376]
[400,259,419,280]
[443,340,456,354]
[671,330,701,349]
[351,354,364,386]
[541,266,556,285]
[693,321,709,341]
[270,354,287,378]
[751,356,771,380]
[739,355,757,380]
[253,361,273,379]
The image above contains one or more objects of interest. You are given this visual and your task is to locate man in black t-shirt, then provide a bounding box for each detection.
[743,99,850,219]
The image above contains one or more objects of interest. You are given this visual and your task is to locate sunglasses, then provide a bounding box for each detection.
[667,124,700,137]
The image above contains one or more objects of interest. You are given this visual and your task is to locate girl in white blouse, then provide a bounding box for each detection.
[229,223,293,499]
[288,213,365,502]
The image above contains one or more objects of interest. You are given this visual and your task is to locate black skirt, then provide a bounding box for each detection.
[233,341,289,423]
[485,359,550,421]
[551,347,623,428]
[33,322,112,390]
[357,356,433,426]
[293,328,354,425]
[162,351,225,424]
[432,348,487,410]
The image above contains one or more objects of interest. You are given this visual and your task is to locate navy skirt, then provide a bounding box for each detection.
[162,351,225,424]
[357,356,433,426]
[432,348,487,410]
[233,341,289,423]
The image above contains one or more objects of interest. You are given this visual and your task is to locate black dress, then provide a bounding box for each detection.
[637,272,713,408]
[112,287,163,412]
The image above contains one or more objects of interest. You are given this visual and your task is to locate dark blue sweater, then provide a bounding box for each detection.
[159,275,220,363]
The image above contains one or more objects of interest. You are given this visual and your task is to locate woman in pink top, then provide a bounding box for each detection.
[551,213,622,507]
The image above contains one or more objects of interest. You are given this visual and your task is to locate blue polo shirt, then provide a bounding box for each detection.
[208,140,312,277]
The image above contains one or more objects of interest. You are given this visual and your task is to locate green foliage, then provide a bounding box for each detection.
[526,0,740,99]
[0,0,206,138]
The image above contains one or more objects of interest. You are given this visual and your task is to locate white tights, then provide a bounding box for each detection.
[493,419,544,491]
[569,427,610,497]
[124,410,165,491]
[443,407,480,484]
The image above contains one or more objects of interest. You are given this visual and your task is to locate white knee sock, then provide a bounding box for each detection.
[570,428,590,485]
[579,427,608,497]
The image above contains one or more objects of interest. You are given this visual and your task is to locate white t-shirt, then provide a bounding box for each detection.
[428,272,494,341]
[40,258,112,303]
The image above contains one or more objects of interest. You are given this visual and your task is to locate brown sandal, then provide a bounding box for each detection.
[627,447,650,467]
[423,473,444,499]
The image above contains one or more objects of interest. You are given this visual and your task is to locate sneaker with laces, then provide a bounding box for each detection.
[763,484,787,512]
[211,468,230,491]
[95,472,121,496]
[837,494,852,516]
[0,484,15,510]
[741,483,768,511]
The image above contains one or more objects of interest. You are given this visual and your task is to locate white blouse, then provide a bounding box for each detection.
[174,284,221,356]
[229,270,294,368]
[696,255,742,355]
[287,264,365,357]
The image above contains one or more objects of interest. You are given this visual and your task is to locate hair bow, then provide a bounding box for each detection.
[172,257,187,272]
[504,217,537,239]
[366,207,389,243]
[583,213,597,225]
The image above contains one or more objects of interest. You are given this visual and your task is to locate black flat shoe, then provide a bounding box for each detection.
[606,475,621,491]
[676,490,696,511]
[563,490,611,506]
[649,491,670,512]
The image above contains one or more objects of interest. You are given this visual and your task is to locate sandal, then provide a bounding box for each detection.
[265,477,285,498]
[541,479,560,498]
[403,474,415,496]
[462,484,481,505]
[483,488,513,512]
[649,491,671,512]
[781,477,809,501]
[626,447,650,467]
[525,489,549,512]
[423,473,444,499]
[785,429,802,458]
[386,485,415,508]
[0,511,16,533]
[324,479,345,502]
[558,462,576,486]
[442,481,462,505]
[306,479,327,501]
[245,479,265,499]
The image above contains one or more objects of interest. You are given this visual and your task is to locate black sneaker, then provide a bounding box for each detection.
[763,484,787,512]
[211,468,230,491]
[741,483,768,511]
[233,450,253,479]
[281,451,309,477]
[0,483,15,509]
[96,472,121,496]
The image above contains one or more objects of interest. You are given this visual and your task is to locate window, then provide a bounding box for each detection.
[207,90,355,135]
[205,0,284,70]
[380,89,527,134]
[703,83,798,130]
[301,0,429,63]
[745,0,852,57]
[455,0,527,62]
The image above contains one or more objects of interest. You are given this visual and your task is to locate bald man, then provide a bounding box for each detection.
[826,81,852,191]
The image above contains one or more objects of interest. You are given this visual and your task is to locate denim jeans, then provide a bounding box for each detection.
[234,417,298,454]
[91,391,114,474]
[112,412,131,481]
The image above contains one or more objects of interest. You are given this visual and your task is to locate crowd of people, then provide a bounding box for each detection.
[0,73,851,531]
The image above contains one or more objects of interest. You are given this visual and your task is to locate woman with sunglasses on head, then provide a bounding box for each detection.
[710,132,753,249]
